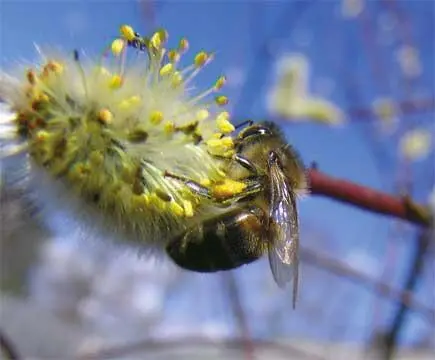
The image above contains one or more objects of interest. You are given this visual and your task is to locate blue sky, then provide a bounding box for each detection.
[1,0,434,347]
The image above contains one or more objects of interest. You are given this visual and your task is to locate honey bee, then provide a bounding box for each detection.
[165,121,306,308]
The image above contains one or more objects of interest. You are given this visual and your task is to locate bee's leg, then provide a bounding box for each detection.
[213,153,259,176]
[164,170,263,204]
[164,171,213,199]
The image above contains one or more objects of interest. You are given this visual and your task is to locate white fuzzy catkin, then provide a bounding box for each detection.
[0,25,238,251]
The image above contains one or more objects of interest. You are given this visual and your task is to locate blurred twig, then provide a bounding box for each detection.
[301,247,435,324]
[308,169,433,228]
[223,272,255,360]
[0,330,20,360]
[78,336,328,360]
[381,228,433,359]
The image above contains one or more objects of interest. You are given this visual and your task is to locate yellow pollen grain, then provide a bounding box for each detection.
[97,109,113,125]
[120,25,136,41]
[150,32,162,49]
[35,130,49,142]
[183,200,194,217]
[163,121,175,134]
[118,95,141,110]
[108,75,123,89]
[132,194,150,211]
[149,192,166,211]
[46,61,64,74]
[111,39,125,56]
[159,63,174,76]
[179,38,189,52]
[212,179,247,198]
[214,76,226,90]
[216,111,234,134]
[156,28,169,44]
[27,69,37,85]
[150,110,164,125]
[194,52,209,67]
[169,201,184,217]
[215,95,229,106]
[168,50,180,63]
[200,178,211,186]
[196,109,209,121]
[171,71,183,87]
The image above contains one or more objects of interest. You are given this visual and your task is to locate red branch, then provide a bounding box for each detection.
[308,169,432,228]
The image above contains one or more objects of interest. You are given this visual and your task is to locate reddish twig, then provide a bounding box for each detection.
[307,169,432,228]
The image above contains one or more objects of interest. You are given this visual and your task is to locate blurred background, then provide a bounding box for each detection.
[0,0,434,359]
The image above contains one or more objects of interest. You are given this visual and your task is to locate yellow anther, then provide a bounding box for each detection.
[150,110,164,125]
[169,201,184,217]
[108,74,123,89]
[168,50,180,63]
[159,63,174,76]
[196,109,209,121]
[179,38,189,52]
[36,92,50,103]
[149,192,166,211]
[35,130,49,142]
[183,200,194,217]
[120,25,136,41]
[163,121,175,134]
[171,71,183,87]
[216,111,234,134]
[214,76,226,90]
[111,39,125,56]
[200,178,211,186]
[97,109,113,125]
[27,69,37,85]
[220,137,234,147]
[215,95,229,106]
[132,194,151,211]
[45,61,64,74]
[194,51,209,67]
[118,95,141,110]
[156,28,169,44]
[150,32,162,49]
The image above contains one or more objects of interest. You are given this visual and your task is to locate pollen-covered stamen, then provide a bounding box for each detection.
[150,110,164,125]
[97,109,113,125]
[216,111,234,134]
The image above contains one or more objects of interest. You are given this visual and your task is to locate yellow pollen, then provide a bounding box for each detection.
[163,121,175,134]
[45,61,64,74]
[150,110,164,125]
[215,95,229,106]
[183,200,194,217]
[111,39,125,56]
[118,95,141,110]
[159,63,174,76]
[194,51,209,67]
[200,178,211,186]
[196,109,209,121]
[179,38,189,52]
[171,71,183,87]
[214,76,226,90]
[97,109,113,125]
[216,111,234,134]
[169,201,184,217]
[120,25,136,41]
[212,179,247,199]
[150,32,162,49]
[168,50,180,63]
[35,130,49,142]
[108,75,123,89]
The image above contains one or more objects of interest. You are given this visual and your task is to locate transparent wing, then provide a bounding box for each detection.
[268,158,300,309]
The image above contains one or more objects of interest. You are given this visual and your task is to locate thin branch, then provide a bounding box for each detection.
[301,247,435,324]
[0,330,20,360]
[78,336,327,360]
[307,169,433,228]
[382,229,433,359]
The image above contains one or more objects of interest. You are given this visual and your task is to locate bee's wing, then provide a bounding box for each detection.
[268,159,299,309]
